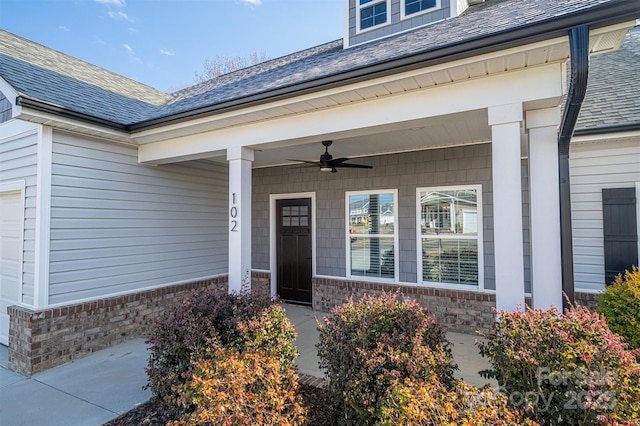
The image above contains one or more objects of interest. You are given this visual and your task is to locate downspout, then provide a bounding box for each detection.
[558,25,590,310]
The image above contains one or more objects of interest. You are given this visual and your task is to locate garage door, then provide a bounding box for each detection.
[0,187,24,346]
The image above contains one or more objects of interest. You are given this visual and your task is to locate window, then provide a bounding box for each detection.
[347,190,397,280]
[417,185,482,286]
[403,0,439,18]
[358,0,388,31]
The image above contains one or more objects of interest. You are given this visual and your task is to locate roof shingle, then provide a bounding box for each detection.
[0,0,637,129]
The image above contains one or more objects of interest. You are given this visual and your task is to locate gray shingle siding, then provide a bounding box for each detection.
[252,144,502,291]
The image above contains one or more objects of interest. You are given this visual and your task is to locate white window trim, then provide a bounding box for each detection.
[416,184,484,290]
[345,189,399,283]
[401,0,441,20]
[0,180,26,304]
[356,0,391,34]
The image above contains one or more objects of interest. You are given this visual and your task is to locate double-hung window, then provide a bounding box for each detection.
[403,0,439,18]
[358,0,389,31]
[417,185,482,287]
[347,190,398,280]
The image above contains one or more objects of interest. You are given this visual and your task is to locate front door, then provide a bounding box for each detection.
[276,198,312,304]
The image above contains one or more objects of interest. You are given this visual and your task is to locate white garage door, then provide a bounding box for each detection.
[0,186,24,346]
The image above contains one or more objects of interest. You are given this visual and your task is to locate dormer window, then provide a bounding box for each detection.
[358,0,389,32]
[403,0,440,18]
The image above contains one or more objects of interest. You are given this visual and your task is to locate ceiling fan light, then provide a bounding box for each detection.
[320,166,332,172]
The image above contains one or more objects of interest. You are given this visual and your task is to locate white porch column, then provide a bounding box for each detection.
[526,108,563,310]
[489,103,525,313]
[227,146,254,293]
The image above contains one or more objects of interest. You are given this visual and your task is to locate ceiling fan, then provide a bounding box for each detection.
[288,140,373,173]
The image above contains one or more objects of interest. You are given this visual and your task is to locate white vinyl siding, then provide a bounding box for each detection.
[570,137,640,292]
[0,120,39,307]
[48,131,229,304]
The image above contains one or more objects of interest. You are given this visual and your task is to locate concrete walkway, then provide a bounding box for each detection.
[0,303,494,425]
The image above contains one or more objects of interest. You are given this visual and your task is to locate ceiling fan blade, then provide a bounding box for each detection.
[329,157,350,165]
[287,159,321,165]
[332,162,373,169]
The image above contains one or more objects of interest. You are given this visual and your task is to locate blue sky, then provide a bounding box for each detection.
[0,0,344,92]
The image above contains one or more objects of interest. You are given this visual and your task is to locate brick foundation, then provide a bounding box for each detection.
[575,291,600,311]
[312,277,496,334]
[251,271,272,299]
[8,277,228,375]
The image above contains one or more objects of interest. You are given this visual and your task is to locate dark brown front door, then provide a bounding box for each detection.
[276,198,312,304]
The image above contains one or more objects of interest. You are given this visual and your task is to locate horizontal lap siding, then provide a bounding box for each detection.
[570,138,640,292]
[49,131,228,305]
[0,120,39,305]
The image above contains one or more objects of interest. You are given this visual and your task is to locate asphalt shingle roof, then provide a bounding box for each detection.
[575,24,640,132]
[0,0,637,130]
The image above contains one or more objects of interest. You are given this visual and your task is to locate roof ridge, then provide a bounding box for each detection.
[0,30,173,106]
[169,39,343,103]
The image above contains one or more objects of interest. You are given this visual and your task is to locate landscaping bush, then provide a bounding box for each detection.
[598,266,640,350]
[145,290,298,416]
[170,348,306,426]
[379,378,540,425]
[478,305,640,425]
[316,292,456,425]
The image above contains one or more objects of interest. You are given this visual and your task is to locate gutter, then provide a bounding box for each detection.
[557,25,590,310]
[16,96,128,131]
[15,1,640,133]
[573,123,640,137]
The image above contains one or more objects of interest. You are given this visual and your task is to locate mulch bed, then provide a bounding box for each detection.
[104,381,326,426]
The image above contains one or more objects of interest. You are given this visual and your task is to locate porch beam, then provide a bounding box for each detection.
[526,107,563,310]
[489,103,525,313]
[227,147,254,293]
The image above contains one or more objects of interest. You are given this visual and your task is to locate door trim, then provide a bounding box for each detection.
[270,192,316,300]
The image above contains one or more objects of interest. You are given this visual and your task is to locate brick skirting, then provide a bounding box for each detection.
[575,291,600,311]
[8,277,228,375]
[251,271,272,299]
[312,277,496,335]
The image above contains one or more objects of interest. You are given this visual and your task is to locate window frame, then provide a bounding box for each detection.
[416,184,484,290]
[356,0,391,34]
[400,0,441,21]
[346,188,399,283]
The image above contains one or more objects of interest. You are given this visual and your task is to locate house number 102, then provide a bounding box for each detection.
[230,193,238,232]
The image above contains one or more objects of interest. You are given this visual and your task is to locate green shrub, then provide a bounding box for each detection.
[379,378,540,425]
[145,290,298,416]
[478,305,640,425]
[316,292,456,425]
[598,266,640,350]
[170,348,306,426]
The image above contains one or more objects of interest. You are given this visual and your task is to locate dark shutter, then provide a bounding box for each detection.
[602,187,638,284]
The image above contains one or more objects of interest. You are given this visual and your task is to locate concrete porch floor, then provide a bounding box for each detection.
[284,303,494,388]
[0,302,494,426]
